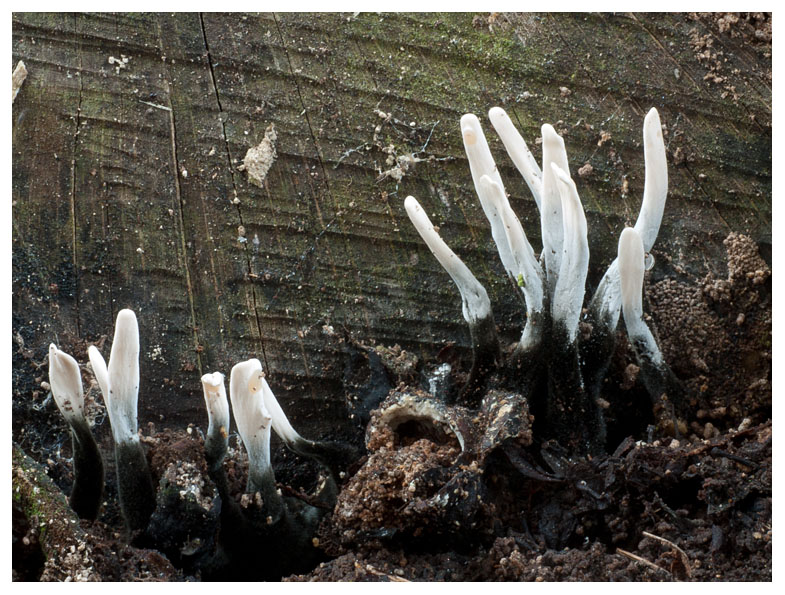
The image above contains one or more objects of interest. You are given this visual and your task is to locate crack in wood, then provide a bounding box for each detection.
[198,13,270,375]
[68,13,84,338]
[157,17,203,377]
[269,13,352,396]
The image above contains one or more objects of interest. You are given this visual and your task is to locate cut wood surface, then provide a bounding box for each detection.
[12,13,771,437]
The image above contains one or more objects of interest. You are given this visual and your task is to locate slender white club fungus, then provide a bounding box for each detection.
[48,343,105,520]
[488,106,543,210]
[48,344,86,427]
[89,309,140,445]
[618,227,664,367]
[479,174,545,350]
[460,113,517,277]
[590,108,668,330]
[201,372,229,444]
[404,195,491,324]
[540,124,571,295]
[229,358,274,493]
[551,163,589,341]
[87,309,153,530]
[261,377,303,446]
[635,108,668,252]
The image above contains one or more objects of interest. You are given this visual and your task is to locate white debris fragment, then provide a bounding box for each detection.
[240,123,278,187]
[108,55,130,74]
[12,60,27,103]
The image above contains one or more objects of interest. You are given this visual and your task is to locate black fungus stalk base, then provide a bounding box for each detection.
[115,440,156,534]
[68,420,104,521]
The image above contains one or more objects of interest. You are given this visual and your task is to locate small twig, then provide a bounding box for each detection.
[354,561,410,582]
[710,447,759,469]
[138,99,172,111]
[642,531,692,578]
[616,548,672,578]
[653,491,698,528]
[334,142,370,169]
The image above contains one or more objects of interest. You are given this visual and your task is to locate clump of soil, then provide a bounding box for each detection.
[291,421,771,581]
[330,438,461,539]
[649,232,771,432]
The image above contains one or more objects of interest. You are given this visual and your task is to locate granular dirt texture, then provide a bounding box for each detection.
[290,421,771,581]
[649,232,771,431]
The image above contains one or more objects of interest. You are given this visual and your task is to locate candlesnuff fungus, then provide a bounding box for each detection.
[223,358,342,578]
[581,108,669,399]
[228,358,345,506]
[47,344,104,520]
[88,309,155,532]
[200,372,229,473]
[405,106,681,455]
[404,195,500,404]
[618,227,684,421]
[229,358,280,506]
[259,374,354,489]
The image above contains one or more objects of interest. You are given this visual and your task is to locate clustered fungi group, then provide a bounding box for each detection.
[404,106,682,455]
[49,309,350,578]
[45,106,684,577]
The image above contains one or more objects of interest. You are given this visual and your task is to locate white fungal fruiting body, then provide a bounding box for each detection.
[635,108,668,253]
[488,106,543,209]
[48,343,105,521]
[261,377,303,446]
[480,175,544,314]
[539,124,570,295]
[88,309,141,445]
[201,372,229,442]
[461,114,517,277]
[48,344,86,427]
[229,358,274,492]
[590,107,668,330]
[551,163,589,341]
[406,105,671,431]
[456,107,667,342]
[404,195,491,324]
[618,228,664,367]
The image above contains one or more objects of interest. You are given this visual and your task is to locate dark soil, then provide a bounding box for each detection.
[11,232,771,581]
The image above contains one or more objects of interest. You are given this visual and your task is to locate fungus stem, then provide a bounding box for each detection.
[201,372,229,471]
[618,228,683,420]
[48,344,104,520]
[88,309,155,532]
[618,228,665,368]
[404,195,500,404]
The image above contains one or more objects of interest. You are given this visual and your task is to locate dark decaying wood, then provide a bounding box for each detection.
[12,13,771,439]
